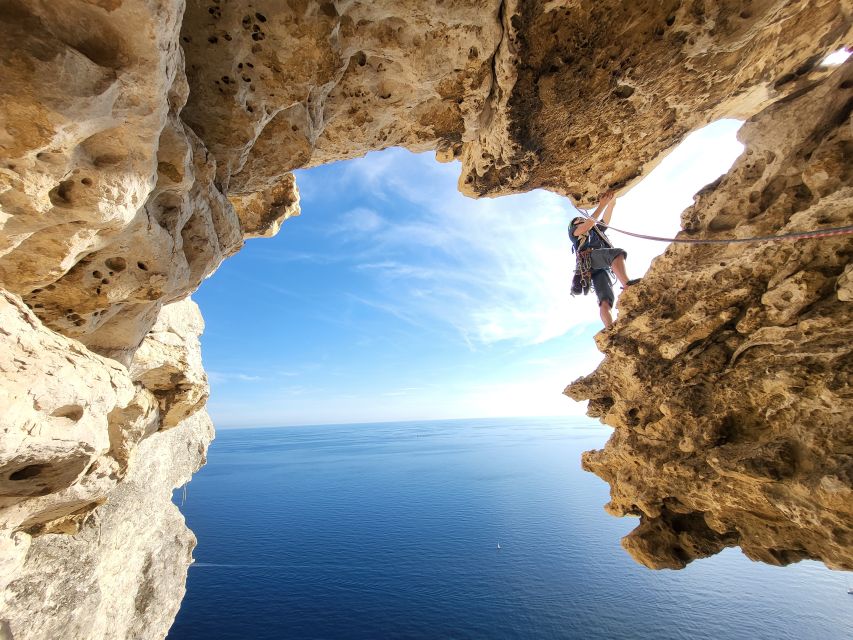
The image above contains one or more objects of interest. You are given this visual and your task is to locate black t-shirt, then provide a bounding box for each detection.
[569,221,611,251]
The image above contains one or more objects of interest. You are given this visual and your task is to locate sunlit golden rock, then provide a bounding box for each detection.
[567,63,853,571]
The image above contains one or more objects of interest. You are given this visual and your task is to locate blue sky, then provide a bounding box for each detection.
[195,120,745,428]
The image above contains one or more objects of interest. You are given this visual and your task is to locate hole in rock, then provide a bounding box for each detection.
[105,257,127,272]
[48,180,76,206]
[9,464,47,481]
[51,405,84,421]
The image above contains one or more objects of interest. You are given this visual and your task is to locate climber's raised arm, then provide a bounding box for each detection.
[573,191,613,236]
[601,195,616,227]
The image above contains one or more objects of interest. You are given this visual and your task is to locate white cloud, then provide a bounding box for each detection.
[206,122,747,427]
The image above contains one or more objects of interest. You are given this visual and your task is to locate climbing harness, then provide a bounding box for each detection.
[570,226,617,297]
[570,215,618,297]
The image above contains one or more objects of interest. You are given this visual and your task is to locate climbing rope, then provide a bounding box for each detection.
[572,206,853,245]
[601,222,853,244]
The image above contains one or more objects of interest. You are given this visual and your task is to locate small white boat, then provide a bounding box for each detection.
[497,542,501,550]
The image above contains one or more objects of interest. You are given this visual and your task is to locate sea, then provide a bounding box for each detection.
[168,417,853,640]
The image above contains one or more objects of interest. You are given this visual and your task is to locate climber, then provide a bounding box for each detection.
[569,191,640,329]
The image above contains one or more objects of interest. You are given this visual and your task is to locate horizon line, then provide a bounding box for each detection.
[212,413,604,431]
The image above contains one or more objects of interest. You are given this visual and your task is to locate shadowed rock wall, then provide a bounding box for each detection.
[0,0,850,637]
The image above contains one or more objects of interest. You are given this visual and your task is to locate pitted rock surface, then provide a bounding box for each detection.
[566,62,853,571]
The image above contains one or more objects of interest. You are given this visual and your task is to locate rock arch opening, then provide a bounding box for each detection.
[0,0,850,636]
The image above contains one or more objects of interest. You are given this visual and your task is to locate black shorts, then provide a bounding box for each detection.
[591,269,615,307]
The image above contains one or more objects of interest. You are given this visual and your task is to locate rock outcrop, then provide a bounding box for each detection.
[2,410,212,640]
[0,0,851,637]
[0,294,211,638]
[567,61,853,570]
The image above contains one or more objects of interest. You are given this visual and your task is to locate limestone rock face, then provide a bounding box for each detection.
[2,411,213,640]
[130,299,208,429]
[0,290,157,542]
[0,0,851,637]
[179,0,504,187]
[0,295,211,639]
[459,0,852,202]
[0,0,247,365]
[566,62,853,571]
[179,0,851,204]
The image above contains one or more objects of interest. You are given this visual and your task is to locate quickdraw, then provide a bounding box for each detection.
[571,249,593,296]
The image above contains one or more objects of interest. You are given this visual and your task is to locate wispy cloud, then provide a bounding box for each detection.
[382,387,420,397]
[208,371,264,384]
[313,150,601,346]
[208,369,300,385]
[202,123,745,427]
[249,248,342,265]
[332,207,385,235]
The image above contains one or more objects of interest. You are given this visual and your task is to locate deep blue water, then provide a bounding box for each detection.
[169,417,853,640]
